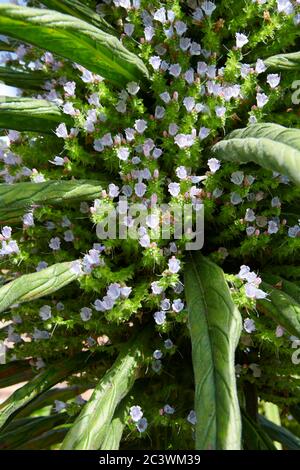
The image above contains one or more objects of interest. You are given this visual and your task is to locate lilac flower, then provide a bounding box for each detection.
[134,119,148,134]
[164,404,175,414]
[49,237,61,251]
[63,81,76,96]
[174,133,195,148]
[277,0,294,14]
[180,38,191,52]
[36,261,48,272]
[124,23,134,36]
[202,1,217,16]
[240,63,251,78]
[231,171,244,185]
[64,230,74,242]
[117,147,130,161]
[255,59,267,74]
[244,318,256,334]
[155,106,165,119]
[288,225,300,238]
[153,350,163,360]
[121,286,132,298]
[245,209,256,222]
[187,410,197,425]
[176,166,188,180]
[169,64,182,77]
[33,328,50,341]
[256,92,269,108]
[63,102,77,116]
[154,311,166,325]
[1,226,12,239]
[151,282,164,295]
[168,182,181,197]
[127,82,140,95]
[130,405,143,422]
[149,56,161,70]
[50,156,65,166]
[153,7,167,23]
[135,182,147,197]
[184,69,195,84]
[268,220,279,235]
[70,260,83,275]
[164,339,173,349]
[108,183,120,198]
[230,192,243,205]
[161,299,171,311]
[144,26,155,41]
[172,299,184,313]
[236,33,249,49]
[183,97,195,112]
[267,73,281,88]
[207,158,220,173]
[276,325,285,338]
[107,283,121,300]
[168,257,181,274]
[136,417,148,433]
[174,20,187,36]
[80,307,92,322]
[199,127,210,140]
[55,123,68,139]
[245,283,268,300]
[215,106,226,118]
[23,212,34,227]
[88,93,100,106]
[39,305,52,321]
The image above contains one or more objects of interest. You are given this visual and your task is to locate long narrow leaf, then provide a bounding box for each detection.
[0,4,149,88]
[17,427,68,450]
[0,353,93,429]
[258,283,300,337]
[41,0,117,36]
[265,51,300,70]
[262,273,300,304]
[212,124,300,186]
[0,97,71,133]
[100,399,128,450]
[62,331,149,450]
[0,66,49,90]
[258,415,300,450]
[0,261,79,316]
[242,410,277,450]
[0,360,34,388]
[184,253,242,450]
[0,179,105,224]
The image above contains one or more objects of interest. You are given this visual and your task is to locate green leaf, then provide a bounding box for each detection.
[0,66,49,90]
[258,282,300,337]
[0,360,34,388]
[41,0,118,36]
[265,51,300,70]
[100,399,128,450]
[0,261,79,316]
[62,331,149,450]
[17,427,69,450]
[258,415,300,450]
[262,273,300,304]
[0,353,93,430]
[0,4,149,88]
[212,123,300,186]
[0,414,68,450]
[241,410,277,450]
[0,39,16,51]
[0,97,71,133]
[0,179,105,224]
[184,253,242,450]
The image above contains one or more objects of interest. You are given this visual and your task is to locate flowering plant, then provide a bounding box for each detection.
[0,0,300,450]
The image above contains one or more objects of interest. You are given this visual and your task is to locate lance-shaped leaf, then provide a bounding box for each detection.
[0,66,49,90]
[0,97,71,133]
[262,273,300,304]
[242,411,277,450]
[265,51,300,70]
[0,4,149,88]
[258,282,300,337]
[41,0,117,36]
[0,39,15,51]
[258,415,300,450]
[0,413,68,450]
[212,123,300,186]
[62,331,149,450]
[0,360,34,388]
[184,253,242,450]
[17,427,69,450]
[0,179,104,224]
[100,399,128,450]
[0,352,93,429]
[0,261,79,316]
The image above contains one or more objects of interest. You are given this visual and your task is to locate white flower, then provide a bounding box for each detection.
[149,56,161,70]
[127,82,140,95]
[176,166,188,180]
[244,318,256,334]
[144,26,155,41]
[245,209,256,222]
[255,59,267,74]
[168,256,181,274]
[39,305,52,321]
[50,156,65,166]
[245,283,268,299]
[153,349,163,359]
[172,299,184,312]
[154,311,166,325]
[267,73,281,88]
[151,282,164,295]
[183,97,195,112]
[256,92,269,108]
[236,33,249,49]
[63,102,77,116]
[153,7,167,23]
[130,405,143,422]
[63,81,76,96]
[277,0,294,14]
[174,133,195,148]
[168,182,181,197]
[207,158,220,173]
[80,307,92,322]
[55,123,68,139]
[23,212,34,227]
[215,106,226,118]
[70,260,83,275]
[121,286,132,298]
